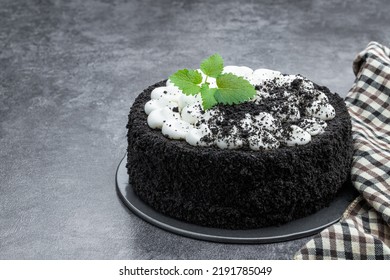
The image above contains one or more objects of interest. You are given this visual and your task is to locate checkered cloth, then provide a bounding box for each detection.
[295,41,390,260]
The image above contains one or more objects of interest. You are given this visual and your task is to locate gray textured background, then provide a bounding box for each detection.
[0,0,389,259]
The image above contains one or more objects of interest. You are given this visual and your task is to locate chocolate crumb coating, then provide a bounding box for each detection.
[126,80,353,229]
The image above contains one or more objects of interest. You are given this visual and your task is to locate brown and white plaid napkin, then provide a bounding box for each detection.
[295,41,390,260]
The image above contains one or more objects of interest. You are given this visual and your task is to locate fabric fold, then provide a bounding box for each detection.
[295,42,390,260]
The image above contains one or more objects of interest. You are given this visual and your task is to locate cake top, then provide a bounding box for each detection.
[144,54,336,150]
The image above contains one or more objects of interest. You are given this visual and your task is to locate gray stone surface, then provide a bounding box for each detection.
[0,0,389,260]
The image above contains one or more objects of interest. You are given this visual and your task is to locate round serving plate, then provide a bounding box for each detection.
[116,155,358,244]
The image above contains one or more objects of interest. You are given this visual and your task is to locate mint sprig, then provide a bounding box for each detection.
[169,54,255,110]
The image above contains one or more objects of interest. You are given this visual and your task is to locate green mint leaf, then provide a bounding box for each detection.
[214,73,256,105]
[200,53,224,78]
[200,84,217,110]
[169,69,202,95]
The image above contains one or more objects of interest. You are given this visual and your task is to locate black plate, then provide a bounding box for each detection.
[116,155,358,244]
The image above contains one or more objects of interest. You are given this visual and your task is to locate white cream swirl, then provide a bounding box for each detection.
[144,66,336,150]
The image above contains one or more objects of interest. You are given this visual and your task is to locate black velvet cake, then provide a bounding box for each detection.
[126,77,353,230]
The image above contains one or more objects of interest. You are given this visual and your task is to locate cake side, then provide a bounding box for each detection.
[126,80,353,229]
